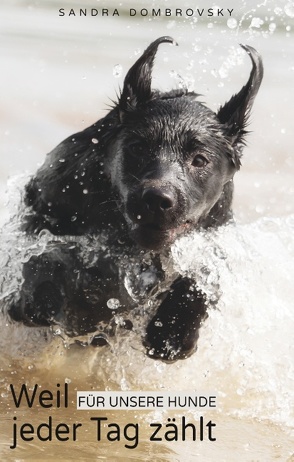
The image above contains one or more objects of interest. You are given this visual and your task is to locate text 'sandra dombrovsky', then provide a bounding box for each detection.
[58,7,234,18]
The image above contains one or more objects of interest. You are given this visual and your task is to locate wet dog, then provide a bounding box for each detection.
[9,37,263,361]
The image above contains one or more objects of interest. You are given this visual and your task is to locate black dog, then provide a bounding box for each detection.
[9,37,263,361]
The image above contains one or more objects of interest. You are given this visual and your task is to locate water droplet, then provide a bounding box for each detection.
[120,378,129,391]
[227,18,237,29]
[154,362,166,373]
[53,328,62,335]
[71,215,77,222]
[83,189,88,194]
[274,7,283,15]
[250,17,264,28]
[269,22,276,33]
[107,298,121,310]
[92,138,98,144]
[219,67,228,79]
[113,64,122,78]
[137,215,141,220]
[285,2,294,18]
[59,158,66,163]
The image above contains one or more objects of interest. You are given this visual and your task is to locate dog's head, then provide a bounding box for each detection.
[108,37,264,251]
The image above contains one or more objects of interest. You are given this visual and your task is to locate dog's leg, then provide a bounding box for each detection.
[145,277,207,362]
[9,249,71,327]
[9,244,134,338]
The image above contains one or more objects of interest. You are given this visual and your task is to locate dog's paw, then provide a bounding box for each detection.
[144,277,207,362]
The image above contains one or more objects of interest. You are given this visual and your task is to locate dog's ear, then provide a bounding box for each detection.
[217,45,263,147]
[118,36,177,114]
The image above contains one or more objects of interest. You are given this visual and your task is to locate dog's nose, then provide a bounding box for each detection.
[142,188,174,212]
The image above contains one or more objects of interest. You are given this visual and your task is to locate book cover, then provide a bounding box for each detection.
[0,1,293,460]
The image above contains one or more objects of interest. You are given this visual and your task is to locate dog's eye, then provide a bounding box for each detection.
[191,154,208,168]
[127,141,145,156]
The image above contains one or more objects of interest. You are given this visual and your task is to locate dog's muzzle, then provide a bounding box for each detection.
[141,186,175,214]
[126,184,189,250]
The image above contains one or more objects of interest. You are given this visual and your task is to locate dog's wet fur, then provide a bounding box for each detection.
[9,37,263,361]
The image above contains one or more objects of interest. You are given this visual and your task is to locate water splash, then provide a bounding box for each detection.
[0,175,293,429]
[113,64,123,78]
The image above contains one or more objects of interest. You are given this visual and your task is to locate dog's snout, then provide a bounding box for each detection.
[142,188,174,212]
